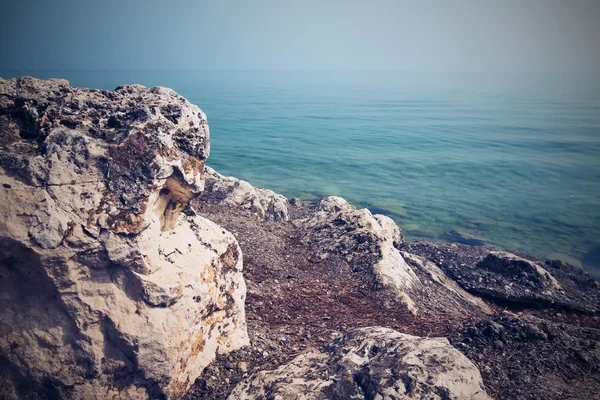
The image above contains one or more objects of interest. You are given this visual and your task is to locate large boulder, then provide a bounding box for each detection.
[229,326,492,400]
[407,242,600,313]
[298,196,419,313]
[0,77,248,399]
[297,196,491,316]
[478,251,562,290]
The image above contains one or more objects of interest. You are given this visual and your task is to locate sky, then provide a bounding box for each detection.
[0,0,599,73]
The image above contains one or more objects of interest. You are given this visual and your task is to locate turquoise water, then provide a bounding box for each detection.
[2,70,600,276]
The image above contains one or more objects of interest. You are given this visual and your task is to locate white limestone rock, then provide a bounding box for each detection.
[229,326,492,400]
[297,197,492,316]
[0,77,248,399]
[202,166,290,221]
[297,197,421,314]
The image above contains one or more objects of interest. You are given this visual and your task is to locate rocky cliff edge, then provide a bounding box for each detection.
[1,78,599,400]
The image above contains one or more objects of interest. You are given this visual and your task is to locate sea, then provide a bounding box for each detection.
[2,70,599,277]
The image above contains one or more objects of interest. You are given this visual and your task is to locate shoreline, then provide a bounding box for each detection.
[206,164,598,279]
[1,77,598,400]
[190,166,600,399]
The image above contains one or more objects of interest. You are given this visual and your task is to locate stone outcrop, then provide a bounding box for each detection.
[457,250,584,308]
[295,196,490,316]
[401,251,492,313]
[201,167,290,221]
[0,77,248,399]
[297,196,419,313]
[229,326,491,400]
[199,180,493,317]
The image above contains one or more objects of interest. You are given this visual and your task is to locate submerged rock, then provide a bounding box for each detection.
[229,326,492,400]
[0,77,248,399]
[582,245,600,273]
[440,229,487,246]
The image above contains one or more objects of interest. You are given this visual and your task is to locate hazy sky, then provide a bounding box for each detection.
[1,0,599,73]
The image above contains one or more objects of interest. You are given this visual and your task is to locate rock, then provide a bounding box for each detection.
[237,361,248,373]
[582,245,600,272]
[408,241,600,314]
[297,197,490,316]
[401,251,492,315]
[201,166,290,221]
[0,77,248,399]
[478,251,562,290]
[229,327,492,400]
[298,196,419,313]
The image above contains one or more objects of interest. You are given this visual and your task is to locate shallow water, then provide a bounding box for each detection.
[2,70,600,277]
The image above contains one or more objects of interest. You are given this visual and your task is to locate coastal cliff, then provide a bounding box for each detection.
[0,78,598,400]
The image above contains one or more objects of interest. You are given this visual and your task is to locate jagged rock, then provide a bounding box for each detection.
[298,196,419,313]
[201,166,290,221]
[0,77,248,399]
[296,197,490,316]
[229,326,492,400]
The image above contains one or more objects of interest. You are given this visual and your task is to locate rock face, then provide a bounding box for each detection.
[0,77,248,399]
[229,326,491,400]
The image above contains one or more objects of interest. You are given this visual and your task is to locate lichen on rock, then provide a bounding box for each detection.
[229,326,492,400]
[0,77,248,399]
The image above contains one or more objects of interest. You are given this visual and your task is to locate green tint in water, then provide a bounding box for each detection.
[3,70,600,277]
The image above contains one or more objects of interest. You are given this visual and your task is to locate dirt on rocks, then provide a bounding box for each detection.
[186,198,600,400]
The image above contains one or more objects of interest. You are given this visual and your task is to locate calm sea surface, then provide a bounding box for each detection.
[2,70,600,277]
